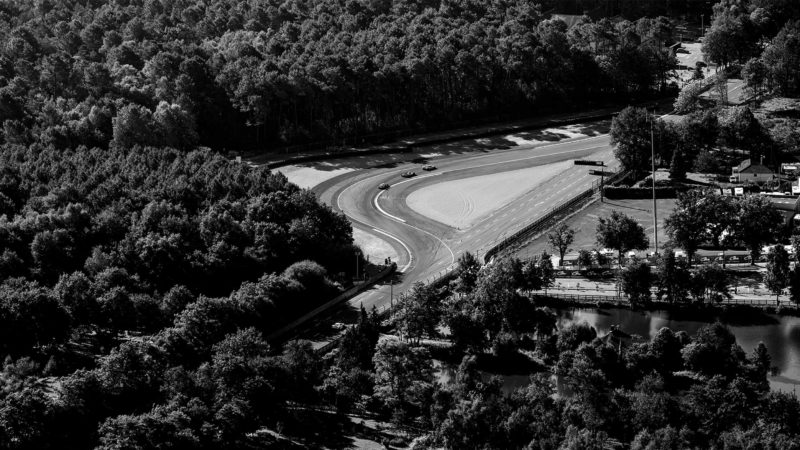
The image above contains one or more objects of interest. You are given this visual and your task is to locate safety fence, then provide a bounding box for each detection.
[530,292,797,309]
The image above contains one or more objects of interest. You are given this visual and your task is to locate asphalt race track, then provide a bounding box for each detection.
[300,131,619,345]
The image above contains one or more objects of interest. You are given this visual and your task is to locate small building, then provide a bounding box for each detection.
[730,159,777,184]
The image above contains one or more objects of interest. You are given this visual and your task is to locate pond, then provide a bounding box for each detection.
[558,307,800,393]
[436,308,800,394]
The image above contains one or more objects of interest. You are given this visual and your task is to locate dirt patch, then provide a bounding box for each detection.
[406,161,571,230]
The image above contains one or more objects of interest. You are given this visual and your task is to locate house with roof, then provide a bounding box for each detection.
[730,159,777,184]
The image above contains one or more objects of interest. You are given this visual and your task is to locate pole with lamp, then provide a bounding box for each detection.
[650,111,658,256]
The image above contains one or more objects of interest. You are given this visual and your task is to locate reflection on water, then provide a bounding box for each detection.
[559,308,800,393]
[434,361,532,395]
[436,308,800,394]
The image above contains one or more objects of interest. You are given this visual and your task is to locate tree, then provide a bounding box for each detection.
[372,337,434,425]
[697,193,735,248]
[392,282,441,344]
[596,211,649,266]
[690,264,731,303]
[577,249,593,269]
[731,196,783,264]
[789,265,800,305]
[655,250,691,303]
[451,252,481,295]
[718,106,770,160]
[761,21,800,96]
[153,101,199,151]
[765,245,791,304]
[610,106,653,176]
[111,104,157,149]
[622,259,652,306]
[548,223,575,266]
[664,191,707,265]
[674,80,705,114]
[681,322,743,376]
[742,57,768,98]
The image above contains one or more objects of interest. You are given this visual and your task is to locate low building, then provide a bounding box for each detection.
[730,159,777,184]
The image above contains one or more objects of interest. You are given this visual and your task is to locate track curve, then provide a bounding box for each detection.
[300,132,619,332]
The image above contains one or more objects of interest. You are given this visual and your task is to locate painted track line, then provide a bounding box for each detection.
[371,228,413,273]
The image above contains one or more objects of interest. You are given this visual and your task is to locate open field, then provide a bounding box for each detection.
[406,160,571,229]
[513,198,677,259]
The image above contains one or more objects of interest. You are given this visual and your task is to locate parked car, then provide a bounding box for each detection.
[422,165,436,171]
[401,171,416,178]
[378,182,390,190]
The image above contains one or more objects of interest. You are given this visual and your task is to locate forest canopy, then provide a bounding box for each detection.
[0,0,677,151]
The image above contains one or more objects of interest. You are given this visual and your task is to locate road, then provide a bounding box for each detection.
[292,130,619,345]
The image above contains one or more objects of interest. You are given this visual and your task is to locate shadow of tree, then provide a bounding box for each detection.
[280,120,611,172]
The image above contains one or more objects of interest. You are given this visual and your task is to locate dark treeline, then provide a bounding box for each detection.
[1,0,677,151]
[543,0,714,20]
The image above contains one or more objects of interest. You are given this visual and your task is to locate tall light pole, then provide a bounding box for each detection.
[651,111,658,256]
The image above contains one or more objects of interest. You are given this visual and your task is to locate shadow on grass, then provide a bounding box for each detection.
[601,200,651,213]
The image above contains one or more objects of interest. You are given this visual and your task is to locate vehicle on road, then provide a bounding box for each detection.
[332,322,347,331]
[378,182,390,190]
[401,171,416,178]
[422,165,436,171]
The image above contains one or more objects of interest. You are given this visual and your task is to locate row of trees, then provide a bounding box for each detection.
[702,0,800,68]
[665,189,783,264]
[0,0,679,151]
[611,104,779,180]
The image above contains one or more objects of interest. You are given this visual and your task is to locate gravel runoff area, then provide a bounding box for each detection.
[274,164,357,190]
[352,227,399,265]
[405,160,572,230]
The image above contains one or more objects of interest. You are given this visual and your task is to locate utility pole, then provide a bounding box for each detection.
[601,162,605,203]
[651,111,658,256]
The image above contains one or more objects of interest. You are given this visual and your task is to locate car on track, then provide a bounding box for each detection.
[422,165,436,171]
[401,171,416,178]
[378,182,390,190]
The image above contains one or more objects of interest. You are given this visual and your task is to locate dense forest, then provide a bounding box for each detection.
[0,0,679,151]
[2,0,800,447]
[0,143,357,447]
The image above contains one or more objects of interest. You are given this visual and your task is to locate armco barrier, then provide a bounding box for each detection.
[268,264,396,342]
[483,169,627,263]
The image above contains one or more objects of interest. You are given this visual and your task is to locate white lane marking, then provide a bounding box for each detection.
[372,228,413,273]
[373,191,457,269]
[374,191,406,223]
